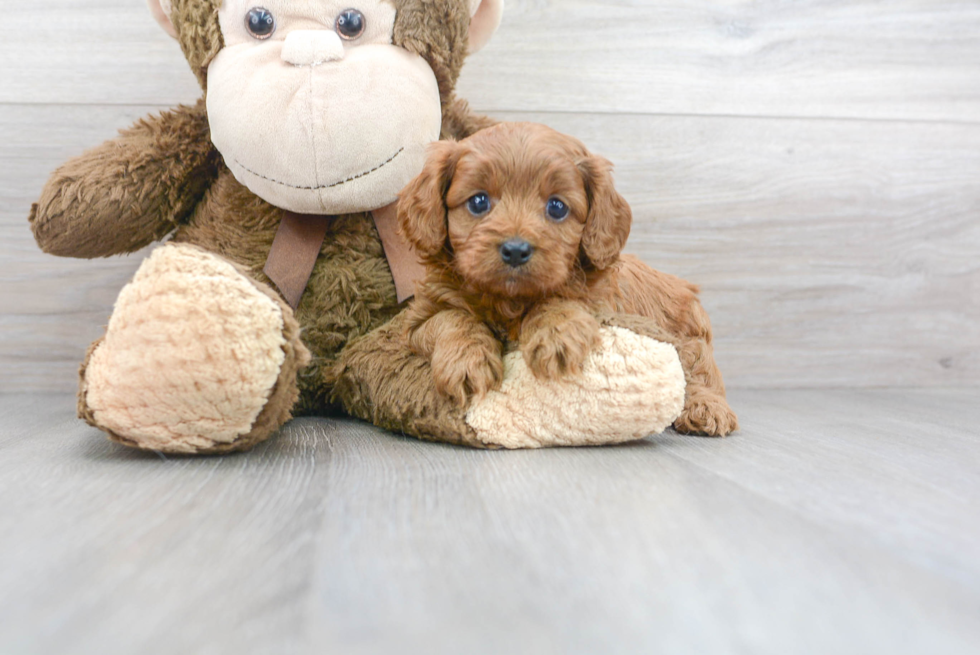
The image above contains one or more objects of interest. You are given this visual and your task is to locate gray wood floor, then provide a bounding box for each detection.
[2,389,978,655]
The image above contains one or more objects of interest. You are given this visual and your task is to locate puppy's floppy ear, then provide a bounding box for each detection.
[578,156,632,270]
[398,140,462,260]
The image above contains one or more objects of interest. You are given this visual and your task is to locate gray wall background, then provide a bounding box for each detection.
[1,0,978,393]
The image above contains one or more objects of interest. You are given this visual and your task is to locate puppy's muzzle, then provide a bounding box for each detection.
[499,239,534,268]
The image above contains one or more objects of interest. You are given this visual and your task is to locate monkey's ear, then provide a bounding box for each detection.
[147,0,178,39]
[578,156,632,271]
[468,0,504,54]
[398,141,463,260]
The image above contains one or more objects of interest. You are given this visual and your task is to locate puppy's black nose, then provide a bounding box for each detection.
[500,239,534,267]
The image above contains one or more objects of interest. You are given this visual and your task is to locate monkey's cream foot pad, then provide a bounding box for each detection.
[80,244,292,454]
[465,327,686,449]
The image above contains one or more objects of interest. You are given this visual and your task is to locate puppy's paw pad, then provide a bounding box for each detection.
[674,397,739,437]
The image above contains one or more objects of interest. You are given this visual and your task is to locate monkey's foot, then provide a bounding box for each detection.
[79,244,310,454]
[465,327,686,448]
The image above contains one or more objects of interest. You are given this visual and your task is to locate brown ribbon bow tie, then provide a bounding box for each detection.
[263,202,426,310]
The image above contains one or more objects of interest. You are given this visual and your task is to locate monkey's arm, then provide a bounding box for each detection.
[30,99,218,258]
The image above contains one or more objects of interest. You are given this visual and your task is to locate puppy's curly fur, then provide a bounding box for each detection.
[397,122,737,436]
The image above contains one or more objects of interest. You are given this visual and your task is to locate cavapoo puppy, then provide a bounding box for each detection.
[397,122,737,436]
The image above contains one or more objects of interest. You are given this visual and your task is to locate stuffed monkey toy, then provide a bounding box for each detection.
[29,0,716,454]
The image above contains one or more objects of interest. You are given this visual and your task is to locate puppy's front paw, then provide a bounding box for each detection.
[521,315,601,380]
[431,341,504,406]
[674,394,739,437]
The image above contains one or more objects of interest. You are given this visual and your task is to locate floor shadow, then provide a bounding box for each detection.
[77,429,253,463]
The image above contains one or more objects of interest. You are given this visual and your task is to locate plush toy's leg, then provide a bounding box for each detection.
[333,311,687,449]
[600,313,739,437]
[78,243,310,454]
[331,311,485,447]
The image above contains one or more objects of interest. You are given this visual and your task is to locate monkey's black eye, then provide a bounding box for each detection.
[546,197,570,221]
[467,193,491,217]
[245,7,276,39]
[336,9,366,40]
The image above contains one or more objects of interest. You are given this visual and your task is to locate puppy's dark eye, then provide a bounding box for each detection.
[546,197,570,221]
[336,9,366,40]
[467,193,491,217]
[245,7,276,39]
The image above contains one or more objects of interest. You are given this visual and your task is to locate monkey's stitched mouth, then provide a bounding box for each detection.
[234,147,405,190]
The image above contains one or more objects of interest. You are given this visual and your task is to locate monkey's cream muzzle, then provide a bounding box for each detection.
[206,2,443,215]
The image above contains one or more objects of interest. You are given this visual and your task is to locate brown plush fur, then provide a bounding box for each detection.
[398,123,738,436]
[29,99,220,258]
[168,0,224,88]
